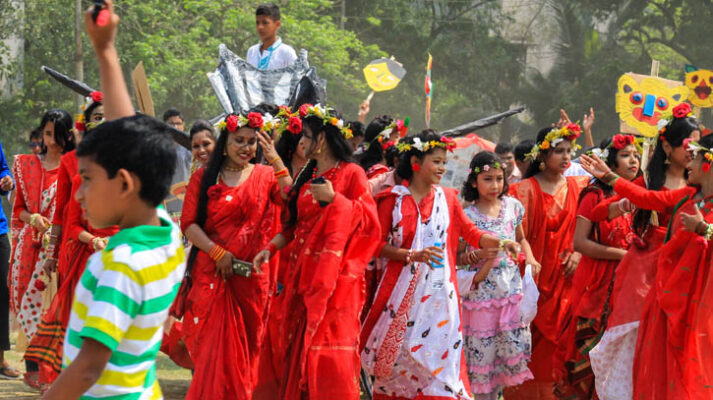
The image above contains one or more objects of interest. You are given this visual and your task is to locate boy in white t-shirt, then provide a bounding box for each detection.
[246,3,297,70]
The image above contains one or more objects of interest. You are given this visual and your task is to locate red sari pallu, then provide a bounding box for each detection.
[180,165,282,400]
[587,178,695,400]
[506,175,588,400]
[9,154,58,342]
[633,194,713,400]
[361,185,486,400]
[267,162,380,400]
[25,174,118,385]
[555,187,632,399]
[50,150,77,283]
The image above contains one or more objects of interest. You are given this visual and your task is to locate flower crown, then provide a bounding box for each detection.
[364,118,410,151]
[297,103,353,139]
[273,106,303,135]
[658,103,694,139]
[525,123,582,161]
[686,139,713,172]
[472,162,502,174]
[589,134,637,160]
[75,91,104,132]
[396,136,456,153]
[217,111,277,133]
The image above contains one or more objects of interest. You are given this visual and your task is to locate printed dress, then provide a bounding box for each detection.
[460,197,533,398]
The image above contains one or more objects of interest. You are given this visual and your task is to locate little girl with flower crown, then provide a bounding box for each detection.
[456,151,540,400]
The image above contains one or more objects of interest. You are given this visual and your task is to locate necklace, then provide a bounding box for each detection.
[223,164,246,172]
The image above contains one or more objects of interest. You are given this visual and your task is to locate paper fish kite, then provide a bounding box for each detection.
[615,73,688,137]
[685,64,713,108]
[363,58,406,92]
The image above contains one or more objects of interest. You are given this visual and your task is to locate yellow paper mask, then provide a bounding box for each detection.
[616,74,688,137]
[685,64,713,108]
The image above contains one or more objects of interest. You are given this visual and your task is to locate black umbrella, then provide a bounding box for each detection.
[440,107,526,137]
[41,66,97,96]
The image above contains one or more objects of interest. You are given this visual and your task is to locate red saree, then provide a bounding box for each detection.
[267,162,380,400]
[586,178,695,399]
[180,165,281,400]
[50,150,77,283]
[9,154,58,340]
[555,187,632,399]
[25,174,118,384]
[507,176,588,399]
[633,196,712,400]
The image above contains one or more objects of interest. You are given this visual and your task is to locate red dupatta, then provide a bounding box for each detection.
[272,162,381,400]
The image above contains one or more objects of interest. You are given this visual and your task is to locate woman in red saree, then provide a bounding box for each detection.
[360,132,520,400]
[507,124,588,400]
[253,104,381,400]
[578,122,707,399]
[586,109,699,400]
[180,110,292,400]
[43,94,103,283]
[10,109,75,387]
[554,135,639,399]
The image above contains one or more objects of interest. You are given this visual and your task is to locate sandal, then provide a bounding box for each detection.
[0,364,21,380]
[23,371,40,389]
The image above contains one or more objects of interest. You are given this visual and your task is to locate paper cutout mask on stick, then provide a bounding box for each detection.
[685,64,713,108]
[616,73,688,137]
[363,58,406,92]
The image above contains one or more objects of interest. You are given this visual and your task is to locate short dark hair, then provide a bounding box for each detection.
[77,115,177,207]
[29,127,42,141]
[495,142,514,155]
[162,108,183,123]
[256,3,280,20]
[514,139,535,162]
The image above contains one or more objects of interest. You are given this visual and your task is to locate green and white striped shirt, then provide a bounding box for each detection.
[63,208,186,400]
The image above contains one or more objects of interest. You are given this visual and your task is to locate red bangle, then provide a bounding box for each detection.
[266,242,279,256]
[208,244,226,262]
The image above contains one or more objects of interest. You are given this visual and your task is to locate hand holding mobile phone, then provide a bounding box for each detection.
[310,177,329,207]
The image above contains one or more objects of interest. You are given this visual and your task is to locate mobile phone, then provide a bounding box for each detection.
[310,177,329,207]
[232,258,253,277]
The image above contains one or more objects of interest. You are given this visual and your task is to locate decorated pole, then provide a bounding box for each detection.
[425,53,433,128]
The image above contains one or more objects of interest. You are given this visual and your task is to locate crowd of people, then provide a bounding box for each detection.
[0,1,711,400]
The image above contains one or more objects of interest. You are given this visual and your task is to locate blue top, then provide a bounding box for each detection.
[0,142,14,236]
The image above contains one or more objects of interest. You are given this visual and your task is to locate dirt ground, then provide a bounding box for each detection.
[0,331,191,399]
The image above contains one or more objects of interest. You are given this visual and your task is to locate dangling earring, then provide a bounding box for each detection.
[539,162,545,171]
[664,153,671,165]
[223,147,227,156]
[316,146,322,155]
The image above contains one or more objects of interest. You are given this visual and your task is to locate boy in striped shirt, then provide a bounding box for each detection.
[42,114,186,399]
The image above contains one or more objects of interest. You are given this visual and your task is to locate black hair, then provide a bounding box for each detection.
[253,102,280,117]
[256,3,280,20]
[523,128,554,179]
[395,129,444,181]
[39,109,75,154]
[633,116,700,236]
[580,137,626,200]
[287,111,354,227]
[495,142,514,155]
[162,108,183,123]
[349,121,365,138]
[276,129,302,175]
[514,139,535,162]
[29,127,42,142]
[189,120,216,142]
[385,144,400,168]
[358,115,394,172]
[76,114,177,207]
[462,151,509,203]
